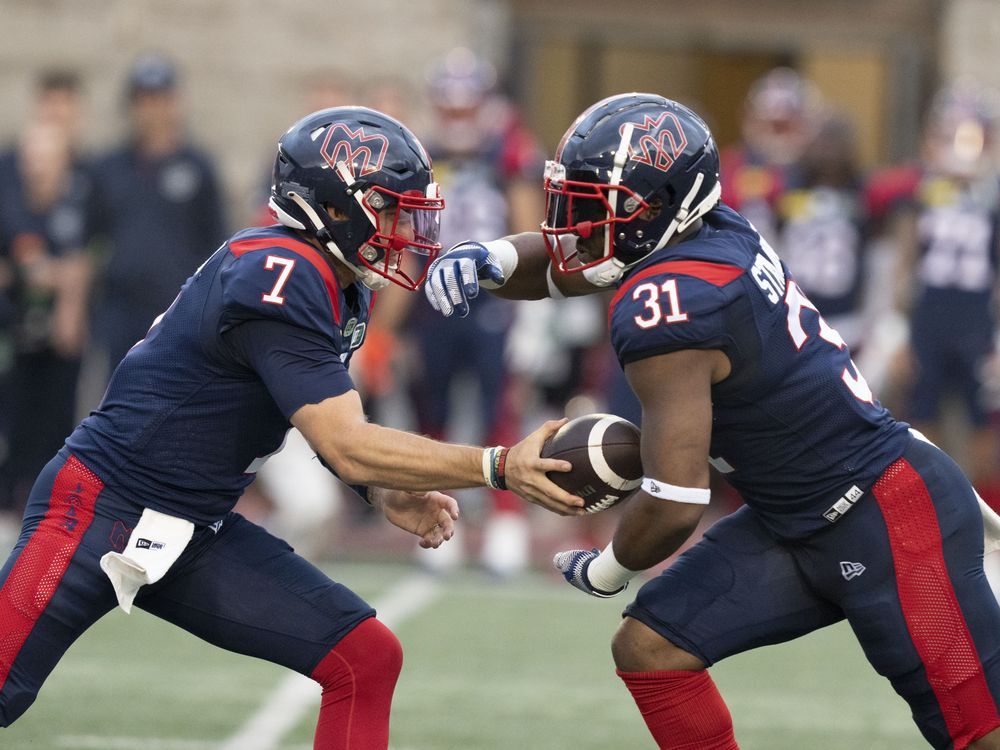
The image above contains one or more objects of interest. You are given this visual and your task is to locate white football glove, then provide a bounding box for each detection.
[553,548,629,598]
[424,241,506,318]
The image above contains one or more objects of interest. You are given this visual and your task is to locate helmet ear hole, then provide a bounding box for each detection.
[639,199,662,221]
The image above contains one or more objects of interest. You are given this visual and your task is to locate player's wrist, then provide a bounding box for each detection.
[480,239,518,289]
[587,542,639,593]
[482,445,509,490]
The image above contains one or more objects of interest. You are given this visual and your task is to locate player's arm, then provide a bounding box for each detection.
[424,232,601,317]
[291,389,583,516]
[555,346,729,596]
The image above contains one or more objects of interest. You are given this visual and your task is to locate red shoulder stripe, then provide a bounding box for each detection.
[229,236,341,326]
[609,260,744,323]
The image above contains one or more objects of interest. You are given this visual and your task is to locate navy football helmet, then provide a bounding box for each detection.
[269,106,444,290]
[541,93,721,285]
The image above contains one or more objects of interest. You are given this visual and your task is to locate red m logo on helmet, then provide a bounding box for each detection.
[623,112,688,173]
[320,124,390,177]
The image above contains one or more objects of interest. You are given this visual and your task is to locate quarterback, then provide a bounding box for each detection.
[0,107,580,748]
[425,93,1000,749]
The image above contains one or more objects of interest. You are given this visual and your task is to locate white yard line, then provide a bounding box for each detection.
[217,572,442,750]
[57,738,311,750]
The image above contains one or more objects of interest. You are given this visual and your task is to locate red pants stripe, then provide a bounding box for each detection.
[872,458,1000,747]
[0,455,102,693]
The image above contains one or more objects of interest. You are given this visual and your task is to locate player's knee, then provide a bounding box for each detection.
[312,617,403,694]
[356,618,403,683]
[611,617,704,672]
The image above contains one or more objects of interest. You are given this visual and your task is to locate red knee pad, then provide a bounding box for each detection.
[617,668,738,750]
[310,618,403,750]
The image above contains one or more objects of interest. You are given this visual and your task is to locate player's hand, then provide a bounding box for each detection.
[504,419,585,516]
[375,488,460,549]
[424,241,506,318]
[553,548,629,598]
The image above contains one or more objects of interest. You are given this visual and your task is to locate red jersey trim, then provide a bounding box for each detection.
[871,458,1000,746]
[0,455,102,692]
[229,236,342,326]
[609,260,744,323]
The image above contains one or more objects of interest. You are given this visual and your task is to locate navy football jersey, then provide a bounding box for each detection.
[911,174,1000,321]
[66,225,372,525]
[609,205,909,539]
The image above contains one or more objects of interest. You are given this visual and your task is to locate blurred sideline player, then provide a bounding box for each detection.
[776,112,871,353]
[0,106,583,748]
[424,93,1000,749]
[720,67,821,245]
[0,71,92,540]
[408,48,546,576]
[883,84,1000,501]
[86,54,227,384]
[0,120,93,516]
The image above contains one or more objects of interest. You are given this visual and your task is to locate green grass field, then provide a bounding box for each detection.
[2,561,926,749]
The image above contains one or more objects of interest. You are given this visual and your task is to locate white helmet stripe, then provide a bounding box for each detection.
[606,122,635,260]
[587,415,642,492]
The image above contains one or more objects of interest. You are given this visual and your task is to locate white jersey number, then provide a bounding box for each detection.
[785,281,873,403]
[631,279,689,329]
[262,255,296,305]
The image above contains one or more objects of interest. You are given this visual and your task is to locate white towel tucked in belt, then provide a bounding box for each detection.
[978,492,1000,555]
[99,508,195,614]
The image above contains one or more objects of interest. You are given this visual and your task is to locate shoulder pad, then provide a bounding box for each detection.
[220,233,343,343]
[609,259,744,364]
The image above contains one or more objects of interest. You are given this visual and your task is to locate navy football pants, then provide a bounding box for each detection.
[625,436,1000,748]
[0,449,375,726]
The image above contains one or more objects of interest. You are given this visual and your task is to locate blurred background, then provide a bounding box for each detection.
[3,1,1000,748]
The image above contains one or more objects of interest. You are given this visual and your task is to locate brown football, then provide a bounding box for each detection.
[541,413,643,513]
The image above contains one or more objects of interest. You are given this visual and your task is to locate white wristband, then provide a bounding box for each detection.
[641,477,711,505]
[588,542,639,592]
[546,263,566,299]
[480,239,518,289]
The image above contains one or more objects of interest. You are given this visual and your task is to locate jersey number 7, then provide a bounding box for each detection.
[262,255,296,305]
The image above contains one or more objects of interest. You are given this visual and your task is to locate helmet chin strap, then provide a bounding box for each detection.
[652,173,721,253]
[582,256,627,287]
[286,191,391,291]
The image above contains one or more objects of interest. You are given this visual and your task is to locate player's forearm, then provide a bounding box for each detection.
[611,494,705,571]
[490,232,598,300]
[319,421,487,491]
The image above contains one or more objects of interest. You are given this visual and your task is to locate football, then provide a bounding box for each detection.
[541,413,643,513]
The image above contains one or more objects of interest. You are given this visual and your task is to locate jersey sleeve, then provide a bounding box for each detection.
[609,270,737,366]
[222,318,355,418]
[218,244,343,350]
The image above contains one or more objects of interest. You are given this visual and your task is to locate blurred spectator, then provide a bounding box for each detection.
[720,67,822,244]
[776,113,871,352]
[889,82,1000,494]
[410,48,545,576]
[86,53,226,381]
[0,71,91,530]
[0,119,93,518]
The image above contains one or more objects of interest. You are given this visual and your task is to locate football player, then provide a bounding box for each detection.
[720,67,821,245]
[0,106,582,748]
[892,84,1000,491]
[424,94,1000,749]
